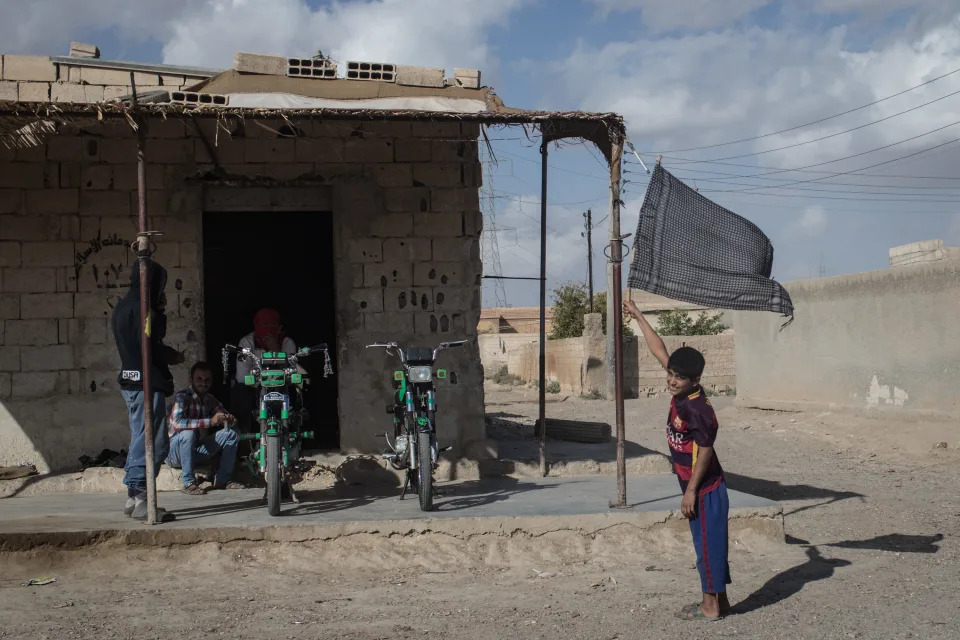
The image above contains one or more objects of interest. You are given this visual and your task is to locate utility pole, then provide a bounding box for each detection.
[584,209,593,312]
[606,139,627,508]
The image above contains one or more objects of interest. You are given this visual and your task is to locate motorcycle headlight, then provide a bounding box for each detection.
[407,366,433,383]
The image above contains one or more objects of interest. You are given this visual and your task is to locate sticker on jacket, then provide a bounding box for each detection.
[121,370,142,382]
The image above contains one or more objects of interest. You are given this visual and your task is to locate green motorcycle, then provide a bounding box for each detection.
[367,340,465,511]
[222,343,333,516]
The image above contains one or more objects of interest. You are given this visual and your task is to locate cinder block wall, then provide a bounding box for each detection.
[478,333,539,372]
[0,112,486,471]
[480,333,736,397]
[0,54,208,102]
[624,334,736,397]
[733,260,960,416]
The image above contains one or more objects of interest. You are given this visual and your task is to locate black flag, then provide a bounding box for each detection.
[627,164,793,319]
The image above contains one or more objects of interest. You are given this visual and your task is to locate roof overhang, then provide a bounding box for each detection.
[0,100,624,162]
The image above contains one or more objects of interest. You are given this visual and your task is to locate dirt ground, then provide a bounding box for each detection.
[1,385,958,639]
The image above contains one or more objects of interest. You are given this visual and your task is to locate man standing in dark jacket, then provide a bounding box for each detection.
[112,258,183,522]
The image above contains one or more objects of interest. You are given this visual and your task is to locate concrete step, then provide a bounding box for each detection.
[0,474,782,553]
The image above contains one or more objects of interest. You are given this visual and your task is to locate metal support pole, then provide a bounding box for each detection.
[136,126,158,525]
[538,141,548,478]
[609,140,627,508]
[605,199,617,396]
[586,209,593,313]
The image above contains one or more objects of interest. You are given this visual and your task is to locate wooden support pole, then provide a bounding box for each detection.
[609,138,627,508]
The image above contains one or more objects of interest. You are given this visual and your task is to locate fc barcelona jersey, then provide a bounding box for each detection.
[667,387,724,495]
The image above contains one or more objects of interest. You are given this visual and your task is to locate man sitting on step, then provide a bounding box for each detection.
[166,361,244,494]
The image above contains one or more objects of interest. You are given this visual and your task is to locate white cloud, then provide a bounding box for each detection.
[545,11,960,171]
[481,186,607,307]
[0,0,525,80]
[0,0,191,54]
[589,0,771,32]
[161,0,526,73]
[792,206,829,236]
[811,0,941,15]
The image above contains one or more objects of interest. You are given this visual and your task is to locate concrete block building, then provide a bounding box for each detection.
[0,47,624,474]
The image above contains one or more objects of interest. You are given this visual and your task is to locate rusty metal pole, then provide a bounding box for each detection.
[609,139,627,508]
[136,125,157,525]
[538,141,548,478]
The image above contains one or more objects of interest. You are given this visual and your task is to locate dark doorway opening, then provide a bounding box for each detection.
[202,210,339,450]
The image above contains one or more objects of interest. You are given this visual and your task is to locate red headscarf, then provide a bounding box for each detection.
[253,308,285,349]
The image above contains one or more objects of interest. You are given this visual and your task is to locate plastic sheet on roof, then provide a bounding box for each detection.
[223,92,488,113]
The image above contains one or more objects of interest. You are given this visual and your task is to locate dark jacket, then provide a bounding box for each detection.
[112,259,178,396]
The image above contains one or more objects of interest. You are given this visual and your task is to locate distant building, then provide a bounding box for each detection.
[478,306,555,334]
[889,239,960,268]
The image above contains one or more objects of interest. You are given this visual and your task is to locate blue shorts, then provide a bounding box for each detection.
[689,480,732,594]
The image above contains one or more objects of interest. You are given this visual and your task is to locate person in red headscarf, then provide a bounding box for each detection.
[230,309,298,433]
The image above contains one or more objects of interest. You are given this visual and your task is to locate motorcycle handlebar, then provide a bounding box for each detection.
[222,342,335,380]
[367,340,468,364]
[301,343,329,355]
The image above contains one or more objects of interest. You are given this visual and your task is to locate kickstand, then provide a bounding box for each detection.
[400,473,410,500]
[288,481,299,504]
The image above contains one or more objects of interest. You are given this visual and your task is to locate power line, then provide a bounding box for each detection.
[703,197,960,215]
[666,115,960,174]
[491,193,607,207]
[702,190,960,203]
[670,174,960,196]
[671,88,960,164]
[664,118,960,194]
[646,65,960,153]
[491,145,610,181]
[704,129,960,194]
[652,138,960,178]
[659,163,960,183]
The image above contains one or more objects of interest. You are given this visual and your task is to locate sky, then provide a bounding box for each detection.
[3,0,960,307]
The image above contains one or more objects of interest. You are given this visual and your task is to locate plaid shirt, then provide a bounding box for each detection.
[167,386,226,438]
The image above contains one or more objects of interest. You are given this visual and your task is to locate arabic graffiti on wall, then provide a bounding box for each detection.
[74,231,131,309]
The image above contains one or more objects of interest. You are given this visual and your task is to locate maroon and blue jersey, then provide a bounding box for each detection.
[667,387,724,495]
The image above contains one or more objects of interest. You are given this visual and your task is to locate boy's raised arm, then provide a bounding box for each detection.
[623,300,670,369]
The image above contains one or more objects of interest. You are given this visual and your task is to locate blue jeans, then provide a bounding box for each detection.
[121,389,170,493]
[166,428,239,486]
[689,481,732,594]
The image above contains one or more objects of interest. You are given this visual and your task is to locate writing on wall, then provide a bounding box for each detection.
[74,231,131,292]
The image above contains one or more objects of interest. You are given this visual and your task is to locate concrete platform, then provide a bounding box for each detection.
[0,475,782,551]
[482,439,672,477]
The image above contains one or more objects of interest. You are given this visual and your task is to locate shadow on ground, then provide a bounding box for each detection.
[734,532,943,615]
[272,476,556,516]
[725,472,865,515]
[433,476,555,511]
[486,413,662,463]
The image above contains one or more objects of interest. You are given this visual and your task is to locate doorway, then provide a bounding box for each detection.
[202,210,340,450]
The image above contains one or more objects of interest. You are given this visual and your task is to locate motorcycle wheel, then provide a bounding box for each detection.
[417,432,433,512]
[266,434,281,516]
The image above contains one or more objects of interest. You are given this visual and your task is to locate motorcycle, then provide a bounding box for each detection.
[222,343,333,516]
[366,340,465,511]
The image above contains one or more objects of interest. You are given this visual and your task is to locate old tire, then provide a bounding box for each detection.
[533,418,612,444]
